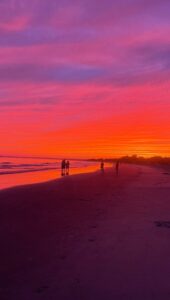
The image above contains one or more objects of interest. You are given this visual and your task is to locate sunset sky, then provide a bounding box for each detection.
[0,0,170,158]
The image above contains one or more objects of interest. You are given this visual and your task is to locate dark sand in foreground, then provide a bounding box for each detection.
[0,164,170,300]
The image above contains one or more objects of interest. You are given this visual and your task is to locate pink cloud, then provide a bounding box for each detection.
[0,0,170,156]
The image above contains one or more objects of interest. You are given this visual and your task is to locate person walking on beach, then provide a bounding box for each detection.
[100,159,104,172]
[115,160,119,176]
[66,160,70,175]
[61,159,66,176]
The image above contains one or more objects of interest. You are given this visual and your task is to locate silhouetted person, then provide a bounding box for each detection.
[115,160,119,175]
[100,159,104,172]
[66,160,70,175]
[61,159,66,176]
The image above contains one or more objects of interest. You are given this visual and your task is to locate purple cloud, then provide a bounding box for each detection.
[0,0,170,106]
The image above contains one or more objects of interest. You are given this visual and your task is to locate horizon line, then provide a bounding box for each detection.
[1,154,170,160]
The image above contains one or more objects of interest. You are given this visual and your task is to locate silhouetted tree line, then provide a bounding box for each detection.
[88,155,170,167]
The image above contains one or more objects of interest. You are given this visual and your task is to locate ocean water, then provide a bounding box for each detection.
[0,157,100,190]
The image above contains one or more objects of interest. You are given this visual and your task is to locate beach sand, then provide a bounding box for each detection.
[0,164,170,300]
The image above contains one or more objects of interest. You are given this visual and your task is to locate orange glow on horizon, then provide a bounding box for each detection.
[1,101,170,159]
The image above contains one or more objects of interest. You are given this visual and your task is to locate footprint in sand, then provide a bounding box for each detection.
[79,198,90,202]
[90,225,97,229]
[155,221,170,228]
[59,255,67,260]
[74,278,80,285]
[88,238,96,242]
[35,286,49,294]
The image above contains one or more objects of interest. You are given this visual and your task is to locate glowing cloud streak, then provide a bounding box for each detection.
[0,0,170,157]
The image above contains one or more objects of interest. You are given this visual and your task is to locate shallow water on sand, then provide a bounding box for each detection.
[0,157,100,190]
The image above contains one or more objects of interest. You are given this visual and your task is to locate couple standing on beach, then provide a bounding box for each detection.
[61,160,70,176]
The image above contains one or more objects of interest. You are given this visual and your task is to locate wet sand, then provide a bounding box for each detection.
[0,164,170,300]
